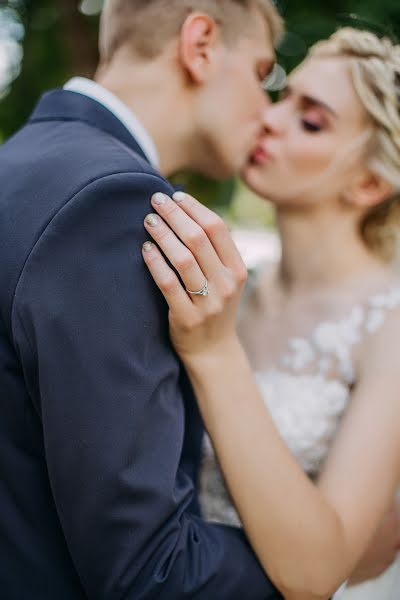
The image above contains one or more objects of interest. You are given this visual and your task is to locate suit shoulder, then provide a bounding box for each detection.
[1,117,167,189]
[0,120,172,328]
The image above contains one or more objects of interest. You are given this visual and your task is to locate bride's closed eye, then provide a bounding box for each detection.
[300,108,326,134]
[301,119,323,133]
[277,85,328,133]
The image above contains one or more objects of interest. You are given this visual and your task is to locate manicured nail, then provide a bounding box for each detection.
[142,241,154,252]
[153,192,167,205]
[145,214,160,227]
[173,191,186,203]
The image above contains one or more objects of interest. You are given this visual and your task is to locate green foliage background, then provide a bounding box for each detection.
[0,0,398,216]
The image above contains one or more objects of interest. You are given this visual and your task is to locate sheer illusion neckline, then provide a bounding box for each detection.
[254,284,400,386]
[201,281,400,551]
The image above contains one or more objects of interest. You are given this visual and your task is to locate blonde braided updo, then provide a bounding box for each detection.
[310,28,400,261]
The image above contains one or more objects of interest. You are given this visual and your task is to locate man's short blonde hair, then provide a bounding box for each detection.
[99,0,283,63]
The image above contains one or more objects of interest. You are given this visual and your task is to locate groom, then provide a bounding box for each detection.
[0,1,283,598]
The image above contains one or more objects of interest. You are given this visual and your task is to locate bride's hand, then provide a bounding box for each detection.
[142,191,247,362]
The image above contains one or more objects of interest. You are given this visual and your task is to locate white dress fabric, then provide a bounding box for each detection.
[199,286,400,599]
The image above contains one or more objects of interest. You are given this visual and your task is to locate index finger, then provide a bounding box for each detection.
[172,191,246,277]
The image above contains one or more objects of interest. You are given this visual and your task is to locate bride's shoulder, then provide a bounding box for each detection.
[359,276,400,374]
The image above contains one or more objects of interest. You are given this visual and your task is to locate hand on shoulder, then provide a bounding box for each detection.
[141,191,248,363]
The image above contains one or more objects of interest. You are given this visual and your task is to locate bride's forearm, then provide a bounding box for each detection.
[184,340,350,598]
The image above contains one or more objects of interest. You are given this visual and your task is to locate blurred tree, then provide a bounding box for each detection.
[0,0,99,140]
[277,0,400,75]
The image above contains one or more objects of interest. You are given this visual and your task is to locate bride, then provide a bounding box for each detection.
[141,27,400,599]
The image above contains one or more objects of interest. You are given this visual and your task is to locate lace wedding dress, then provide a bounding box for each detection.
[199,286,400,599]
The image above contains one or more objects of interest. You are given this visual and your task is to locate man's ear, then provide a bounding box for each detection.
[346,170,394,209]
[179,13,221,84]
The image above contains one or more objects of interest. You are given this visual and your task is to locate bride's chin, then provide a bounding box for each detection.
[241,165,275,200]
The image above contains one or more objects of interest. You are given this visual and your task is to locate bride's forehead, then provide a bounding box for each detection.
[289,56,350,90]
[288,58,364,121]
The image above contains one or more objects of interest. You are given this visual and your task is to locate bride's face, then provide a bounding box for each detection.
[242,55,369,207]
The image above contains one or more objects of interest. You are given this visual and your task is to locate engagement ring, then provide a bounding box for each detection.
[185,279,209,297]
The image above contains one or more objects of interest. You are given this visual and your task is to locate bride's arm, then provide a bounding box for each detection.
[185,329,400,598]
[185,339,348,599]
[141,191,400,599]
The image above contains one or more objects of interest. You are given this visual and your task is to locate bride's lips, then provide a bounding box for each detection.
[250,143,273,165]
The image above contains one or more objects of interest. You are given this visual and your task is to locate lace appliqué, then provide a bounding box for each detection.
[280,287,400,385]
[200,286,400,527]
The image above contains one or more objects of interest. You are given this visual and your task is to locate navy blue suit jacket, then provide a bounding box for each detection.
[0,89,280,599]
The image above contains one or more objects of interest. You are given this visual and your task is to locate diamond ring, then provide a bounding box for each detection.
[186,279,209,297]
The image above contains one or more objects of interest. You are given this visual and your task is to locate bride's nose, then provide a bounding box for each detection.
[261,102,286,136]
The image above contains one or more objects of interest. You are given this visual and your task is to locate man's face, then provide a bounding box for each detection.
[194,14,275,179]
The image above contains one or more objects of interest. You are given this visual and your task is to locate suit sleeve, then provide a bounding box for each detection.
[12,172,280,600]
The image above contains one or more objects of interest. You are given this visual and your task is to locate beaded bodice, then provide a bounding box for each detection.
[199,286,400,526]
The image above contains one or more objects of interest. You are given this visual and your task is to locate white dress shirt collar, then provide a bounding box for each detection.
[64,77,160,169]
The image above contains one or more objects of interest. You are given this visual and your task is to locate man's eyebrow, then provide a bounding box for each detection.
[285,84,339,118]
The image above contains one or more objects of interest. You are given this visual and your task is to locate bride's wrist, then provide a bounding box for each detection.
[181,335,245,374]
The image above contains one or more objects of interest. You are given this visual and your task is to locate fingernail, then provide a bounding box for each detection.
[145,214,160,227]
[173,191,185,203]
[142,241,153,252]
[153,192,167,205]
